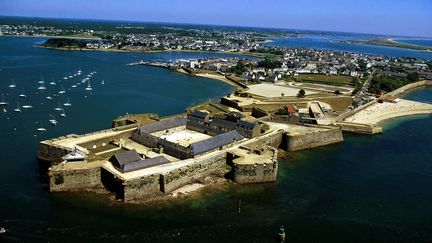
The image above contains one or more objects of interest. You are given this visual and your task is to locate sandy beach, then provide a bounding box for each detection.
[344,99,432,125]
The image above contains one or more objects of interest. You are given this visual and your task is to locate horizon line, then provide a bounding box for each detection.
[1,14,431,39]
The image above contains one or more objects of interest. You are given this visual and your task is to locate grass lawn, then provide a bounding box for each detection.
[295,74,353,86]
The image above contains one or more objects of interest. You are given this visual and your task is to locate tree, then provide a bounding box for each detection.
[297,89,306,98]
[281,93,285,98]
[334,90,342,95]
[407,72,419,82]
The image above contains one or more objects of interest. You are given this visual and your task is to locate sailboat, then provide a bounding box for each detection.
[49,114,58,126]
[63,97,72,107]
[19,90,27,99]
[58,85,66,94]
[60,108,67,118]
[8,80,16,88]
[2,107,6,113]
[22,104,33,109]
[49,79,56,85]
[101,79,105,85]
[63,74,68,80]
[46,91,53,100]
[0,94,8,106]
[54,102,62,111]
[37,121,47,132]
[37,83,46,90]
[85,81,92,91]
[14,102,21,112]
[38,77,45,84]
[71,84,77,88]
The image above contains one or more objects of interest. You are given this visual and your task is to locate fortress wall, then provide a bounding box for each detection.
[241,130,284,150]
[160,152,227,193]
[232,149,278,184]
[284,127,344,151]
[77,130,135,149]
[123,174,163,202]
[38,142,73,165]
[337,122,383,135]
[49,166,103,192]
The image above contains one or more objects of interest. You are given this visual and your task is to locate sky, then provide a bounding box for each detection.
[1,0,431,37]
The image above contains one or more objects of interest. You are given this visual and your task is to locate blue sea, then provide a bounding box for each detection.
[0,37,431,242]
[394,39,432,48]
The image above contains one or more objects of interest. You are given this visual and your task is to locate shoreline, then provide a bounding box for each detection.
[343,81,432,125]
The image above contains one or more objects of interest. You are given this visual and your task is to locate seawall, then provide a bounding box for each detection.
[283,127,344,151]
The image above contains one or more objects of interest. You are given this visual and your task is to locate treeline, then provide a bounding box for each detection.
[257,58,282,69]
[369,72,419,93]
[249,48,284,56]
[42,38,88,48]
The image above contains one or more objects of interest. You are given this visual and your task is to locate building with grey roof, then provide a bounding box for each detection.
[109,149,170,173]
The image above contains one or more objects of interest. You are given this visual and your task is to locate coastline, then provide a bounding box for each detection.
[343,81,432,125]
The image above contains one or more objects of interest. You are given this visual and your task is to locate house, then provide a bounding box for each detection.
[109,149,170,173]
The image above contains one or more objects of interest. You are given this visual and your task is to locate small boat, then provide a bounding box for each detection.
[101,80,105,85]
[54,102,62,111]
[46,91,53,100]
[60,109,67,118]
[49,115,58,126]
[71,84,77,88]
[22,105,33,109]
[85,81,92,91]
[58,85,66,94]
[2,107,6,113]
[49,81,56,85]
[63,97,72,107]
[68,75,73,79]
[37,84,46,90]
[19,92,27,98]
[37,122,47,132]
[0,94,8,106]
[0,227,6,234]
[38,77,45,84]
[8,80,16,88]
[14,102,21,112]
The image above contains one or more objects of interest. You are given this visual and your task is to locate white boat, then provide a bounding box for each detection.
[101,80,105,85]
[63,97,72,107]
[60,109,67,117]
[37,122,46,132]
[2,108,6,113]
[49,81,56,85]
[0,227,6,234]
[22,105,33,109]
[8,80,16,88]
[38,77,45,84]
[85,81,92,91]
[37,84,46,90]
[0,94,8,106]
[68,75,73,79]
[71,84,77,88]
[49,115,58,126]
[46,91,53,100]
[14,102,21,112]
[54,103,62,111]
[19,93,27,98]
[58,85,66,94]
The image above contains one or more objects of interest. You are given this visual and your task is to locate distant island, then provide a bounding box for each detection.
[335,38,431,51]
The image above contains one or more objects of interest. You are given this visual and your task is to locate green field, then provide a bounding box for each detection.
[294,74,353,86]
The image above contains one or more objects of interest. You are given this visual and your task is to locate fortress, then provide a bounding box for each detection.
[39,107,343,203]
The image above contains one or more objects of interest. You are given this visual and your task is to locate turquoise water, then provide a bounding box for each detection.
[395,39,432,48]
[265,35,432,60]
[1,37,432,242]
